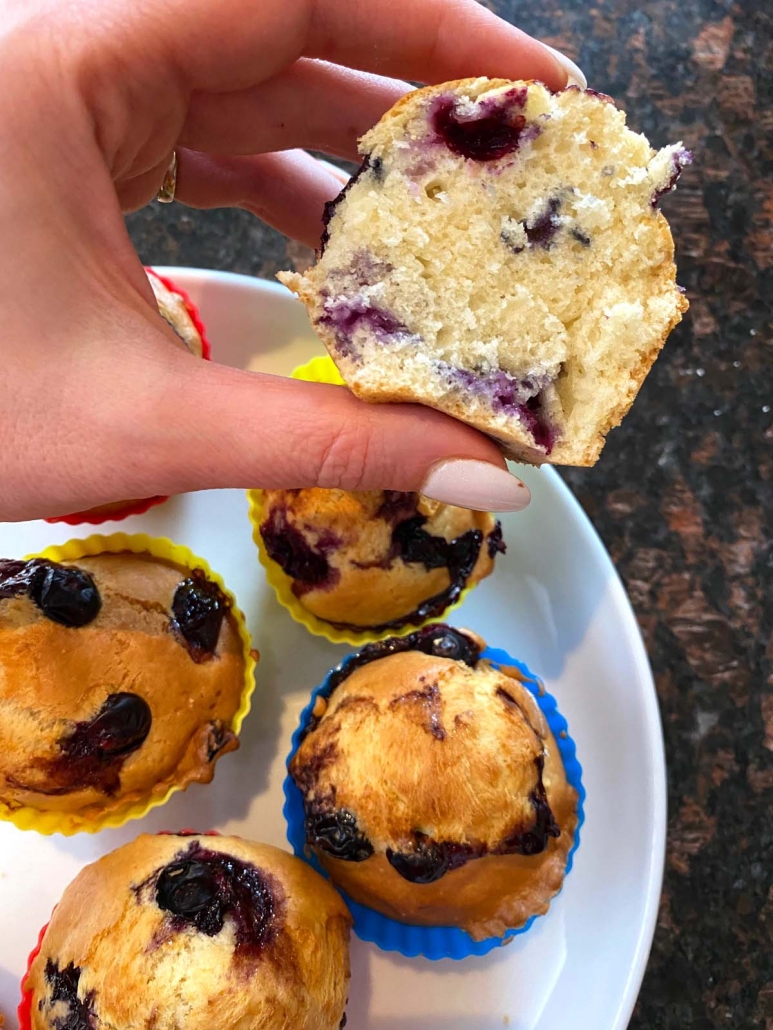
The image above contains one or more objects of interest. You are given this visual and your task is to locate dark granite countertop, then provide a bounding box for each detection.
[127,1,773,1024]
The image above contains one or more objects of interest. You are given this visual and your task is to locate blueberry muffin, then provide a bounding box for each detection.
[0,552,249,828]
[289,625,578,940]
[279,78,690,467]
[258,488,504,631]
[146,267,206,357]
[47,271,206,524]
[23,833,351,1029]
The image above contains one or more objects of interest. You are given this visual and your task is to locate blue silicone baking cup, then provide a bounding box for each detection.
[283,640,585,960]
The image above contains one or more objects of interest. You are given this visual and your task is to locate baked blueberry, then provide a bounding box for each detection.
[171,570,230,660]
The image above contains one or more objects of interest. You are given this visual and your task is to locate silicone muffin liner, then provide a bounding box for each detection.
[0,533,257,836]
[248,355,488,646]
[283,641,585,960]
[45,270,211,526]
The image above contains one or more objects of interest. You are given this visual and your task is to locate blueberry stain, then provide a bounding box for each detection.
[152,841,282,960]
[431,90,530,162]
[39,692,152,796]
[260,504,340,596]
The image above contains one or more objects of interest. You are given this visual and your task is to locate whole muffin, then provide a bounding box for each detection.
[258,488,503,631]
[23,833,351,1030]
[0,551,249,828]
[289,624,578,940]
[280,77,689,466]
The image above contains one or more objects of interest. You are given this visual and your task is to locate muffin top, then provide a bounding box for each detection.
[289,625,576,883]
[260,488,503,629]
[146,269,205,357]
[0,552,246,818]
[26,833,351,1030]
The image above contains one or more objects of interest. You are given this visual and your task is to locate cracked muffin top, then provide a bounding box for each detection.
[0,552,247,822]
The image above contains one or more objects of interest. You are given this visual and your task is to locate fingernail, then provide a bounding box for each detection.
[315,158,351,186]
[541,43,587,89]
[421,459,531,513]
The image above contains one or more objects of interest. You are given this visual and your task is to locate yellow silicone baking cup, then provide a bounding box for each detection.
[247,355,474,646]
[0,532,258,836]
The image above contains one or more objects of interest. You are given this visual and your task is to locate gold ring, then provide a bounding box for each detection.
[156,151,178,204]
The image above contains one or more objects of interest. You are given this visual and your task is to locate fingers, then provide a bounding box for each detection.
[136,354,531,512]
[180,60,411,161]
[158,148,348,248]
[132,0,572,94]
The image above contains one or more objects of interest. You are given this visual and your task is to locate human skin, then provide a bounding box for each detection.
[0,0,581,521]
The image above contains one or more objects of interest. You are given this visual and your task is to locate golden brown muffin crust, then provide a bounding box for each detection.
[26,834,351,1030]
[290,641,578,939]
[0,553,246,818]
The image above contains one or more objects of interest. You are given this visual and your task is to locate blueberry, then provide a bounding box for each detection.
[171,571,229,660]
[415,625,479,665]
[319,296,412,354]
[0,559,32,599]
[386,839,450,884]
[156,860,218,917]
[260,506,338,593]
[28,562,101,627]
[305,807,374,862]
[44,959,97,1030]
[148,842,278,958]
[68,693,152,758]
[431,91,530,162]
[487,522,506,559]
[392,515,449,569]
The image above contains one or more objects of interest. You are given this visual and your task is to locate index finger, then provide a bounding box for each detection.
[121,0,574,94]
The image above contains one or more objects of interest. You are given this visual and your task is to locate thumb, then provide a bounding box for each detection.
[133,352,532,513]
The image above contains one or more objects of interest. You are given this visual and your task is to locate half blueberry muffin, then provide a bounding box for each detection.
[280,78,690,466]
[21,833,351,1030]
[0,544,254,832]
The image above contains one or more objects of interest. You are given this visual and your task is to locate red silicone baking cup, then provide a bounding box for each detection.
[18,830,221,1024]
[145,269,212,361]
[44,270,211,526]
[18,919,49,1030]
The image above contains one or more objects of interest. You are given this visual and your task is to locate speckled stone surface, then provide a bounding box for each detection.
[126,2,773,1025]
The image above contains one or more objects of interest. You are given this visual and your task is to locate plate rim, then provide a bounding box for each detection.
[161,265,666,1027]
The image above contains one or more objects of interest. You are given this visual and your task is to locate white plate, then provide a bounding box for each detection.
[0,269,666,1030]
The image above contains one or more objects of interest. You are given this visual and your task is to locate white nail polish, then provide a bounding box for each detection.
[421,459,531,513]
[542,43,587,90]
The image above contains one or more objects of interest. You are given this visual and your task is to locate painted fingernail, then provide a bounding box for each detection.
[542,43,587,89]
[421,459,531,513]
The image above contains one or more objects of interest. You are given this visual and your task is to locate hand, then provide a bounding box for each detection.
[0,0,584,521]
